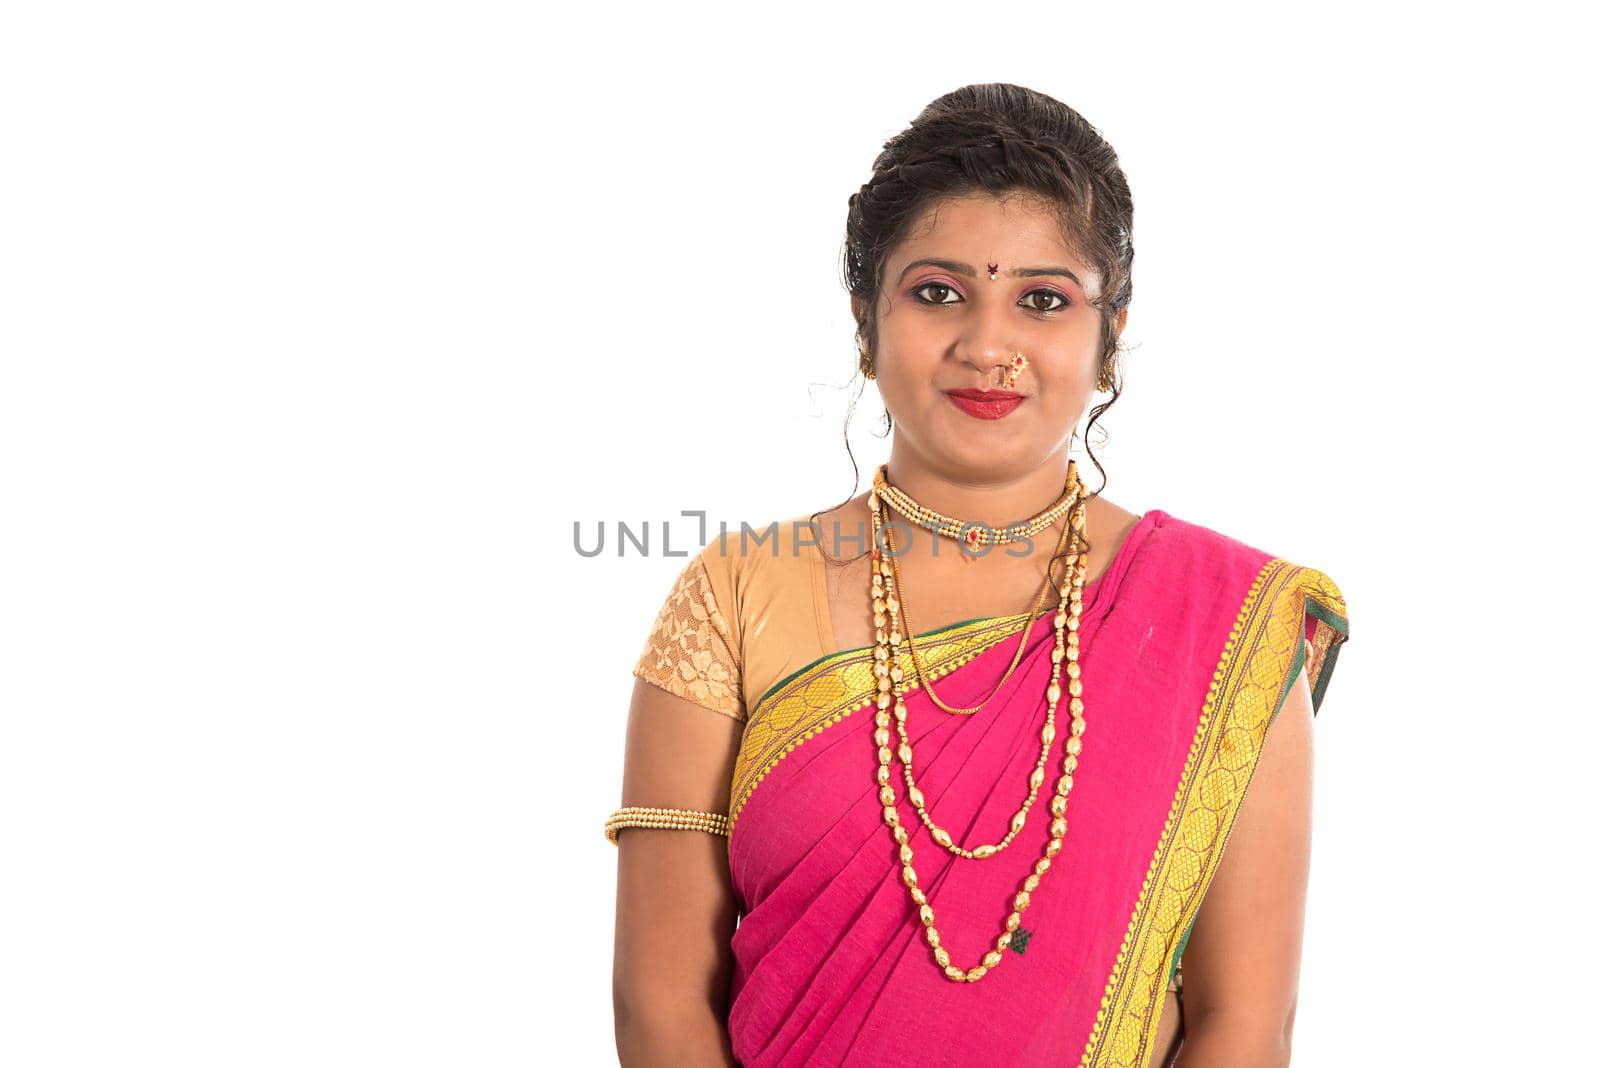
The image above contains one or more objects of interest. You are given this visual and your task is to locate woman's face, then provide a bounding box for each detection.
[857,191,1123,483]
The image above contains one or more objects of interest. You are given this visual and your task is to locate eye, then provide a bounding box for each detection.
[1022,288,1071,312]
[912,282,962,306]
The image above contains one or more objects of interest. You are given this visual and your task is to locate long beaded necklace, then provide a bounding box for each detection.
[876,499,1071,860]
[870,467,1089,860]
[868,464,1091,983]
[874,463,1078,717]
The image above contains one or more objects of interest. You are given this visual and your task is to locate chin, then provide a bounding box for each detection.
[931,438,1039,481]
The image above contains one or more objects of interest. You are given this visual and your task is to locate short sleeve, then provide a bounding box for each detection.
[632,550,746,722]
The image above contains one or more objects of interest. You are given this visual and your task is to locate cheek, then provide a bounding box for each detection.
[1057,357,1101,392]
[1028,345,1100,389]
[1047,323,1107,378]
[876,341,942,388]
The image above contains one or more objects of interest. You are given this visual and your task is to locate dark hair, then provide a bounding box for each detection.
[812,82,1135,583]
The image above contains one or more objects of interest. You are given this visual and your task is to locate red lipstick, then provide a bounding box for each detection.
[944,388,1025,420]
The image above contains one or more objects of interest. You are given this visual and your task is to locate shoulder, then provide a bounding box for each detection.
[680,512,823,639]
[1127,508,1322,592]
[692,512,821,588]
[1134,508,1348,621]
[1147,508,1351,698]
[1136,508,1276,575]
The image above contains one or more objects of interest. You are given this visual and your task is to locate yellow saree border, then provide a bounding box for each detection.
[1079,558,1349,1068]
[728,612,1035,831]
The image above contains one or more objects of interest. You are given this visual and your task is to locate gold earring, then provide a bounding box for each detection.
[1098,366,1115,391]
[860,342,876,380]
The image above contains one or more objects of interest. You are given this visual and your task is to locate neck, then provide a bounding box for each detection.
[881,445,1076,530]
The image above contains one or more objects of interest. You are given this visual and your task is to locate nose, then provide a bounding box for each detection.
[957,304,1023,387]
[961,346,1020,388]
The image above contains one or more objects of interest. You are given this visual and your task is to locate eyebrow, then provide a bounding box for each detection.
[896,257,1082,287]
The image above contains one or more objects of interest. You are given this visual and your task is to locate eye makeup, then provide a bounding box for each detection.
[909,279,1073,312]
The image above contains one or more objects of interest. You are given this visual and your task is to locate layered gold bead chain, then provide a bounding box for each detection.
[868,462,1092,983]
[875,463,1078,717]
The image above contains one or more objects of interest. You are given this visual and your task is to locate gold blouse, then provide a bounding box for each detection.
[632,514,836,724]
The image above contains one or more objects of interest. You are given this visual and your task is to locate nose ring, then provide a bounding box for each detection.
[1001,352,1028,389]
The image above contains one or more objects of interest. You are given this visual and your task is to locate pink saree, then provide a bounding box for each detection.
[722,508,1349,1067]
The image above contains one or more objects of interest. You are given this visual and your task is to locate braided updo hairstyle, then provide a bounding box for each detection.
[816,83,1135,568]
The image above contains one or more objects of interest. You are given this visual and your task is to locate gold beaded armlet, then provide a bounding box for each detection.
[605,805,731,846]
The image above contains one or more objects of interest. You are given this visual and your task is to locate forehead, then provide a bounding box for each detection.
[893,191,1087,271]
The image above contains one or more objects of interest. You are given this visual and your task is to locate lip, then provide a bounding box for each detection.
[944,388,1026,420]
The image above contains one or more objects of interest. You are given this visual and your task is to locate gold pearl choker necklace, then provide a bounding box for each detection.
[877,474,1077,554]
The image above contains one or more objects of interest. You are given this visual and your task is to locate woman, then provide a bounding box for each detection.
[608,83,1349,1068]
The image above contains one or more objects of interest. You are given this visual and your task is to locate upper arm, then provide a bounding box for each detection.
[613,676,744,1021]
[613,549,747,1028]
[1178,647,1316,1046]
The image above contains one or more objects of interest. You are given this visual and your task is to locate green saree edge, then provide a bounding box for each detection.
[749,610,1032,719]
[730,611,1036,833]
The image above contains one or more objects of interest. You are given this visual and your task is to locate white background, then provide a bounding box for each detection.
[2,2,1592,1065]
